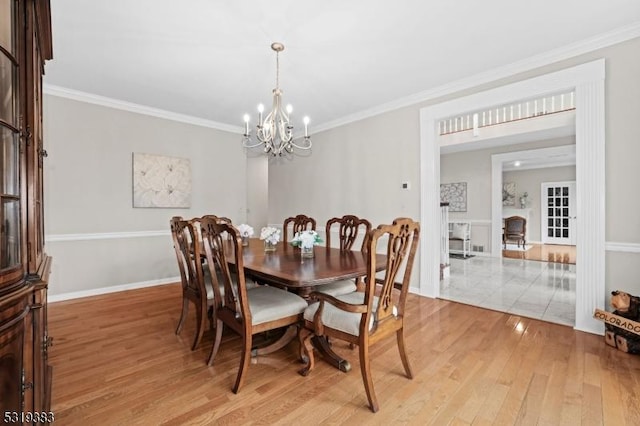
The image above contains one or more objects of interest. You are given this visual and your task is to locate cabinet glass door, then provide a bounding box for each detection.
[0,0,13,52]
[0,0,20,275]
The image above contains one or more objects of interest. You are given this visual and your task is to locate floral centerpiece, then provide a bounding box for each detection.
[260,226,281,252]
[237,224,254,246]
[290,230,323,258]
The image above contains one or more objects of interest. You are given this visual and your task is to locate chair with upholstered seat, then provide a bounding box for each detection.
[201,216,308,393]
[448,221,471,258]
[171,217,214,350]
[503,215,526,248]
[283,214,316,243]
[320,215,372,296]
[299,217,420,412]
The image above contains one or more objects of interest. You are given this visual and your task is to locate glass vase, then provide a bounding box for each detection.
[241,236,249,247]
[264,240,276,252]
[301,246,314,258]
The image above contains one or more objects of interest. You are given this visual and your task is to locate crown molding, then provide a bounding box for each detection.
[43,23,639,135]
[314,22,640,134]
[43,84,244,134]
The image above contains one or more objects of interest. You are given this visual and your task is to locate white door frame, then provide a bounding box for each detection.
[420,59,605,335]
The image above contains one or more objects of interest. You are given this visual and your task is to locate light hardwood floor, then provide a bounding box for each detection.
[503,244,577,264]
[49,283,640,425]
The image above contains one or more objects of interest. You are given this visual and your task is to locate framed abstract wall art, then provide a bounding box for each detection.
[132,153,191,208]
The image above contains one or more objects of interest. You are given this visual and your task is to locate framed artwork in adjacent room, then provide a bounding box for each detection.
[503,182,516,206]
[440,182,467,212]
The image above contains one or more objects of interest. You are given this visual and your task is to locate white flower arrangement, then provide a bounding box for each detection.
[290,230,323,249]
[260,226,281,245]
[237,224,254,238]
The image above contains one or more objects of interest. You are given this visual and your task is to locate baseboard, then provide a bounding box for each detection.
[471,251,491,257]
[409,286,423,296]
[49,276,180,303]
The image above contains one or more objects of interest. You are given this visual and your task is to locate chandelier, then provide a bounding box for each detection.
[242,42,311,156]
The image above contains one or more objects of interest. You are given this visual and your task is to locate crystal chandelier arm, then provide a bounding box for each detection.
[242,134,267,149]
[242,114,266,149]
[289,136,312,150]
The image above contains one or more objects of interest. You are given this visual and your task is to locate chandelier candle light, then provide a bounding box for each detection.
[242,42,311,156]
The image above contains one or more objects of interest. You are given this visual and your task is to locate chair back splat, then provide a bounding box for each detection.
[371,219,419,330]
[320,215,372,296]
[170,217,212,350]
[283,214,316,243]
[326,215,372,253]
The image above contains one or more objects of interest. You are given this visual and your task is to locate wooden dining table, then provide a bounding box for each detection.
[235,238,387,372]
[238,238,385,298]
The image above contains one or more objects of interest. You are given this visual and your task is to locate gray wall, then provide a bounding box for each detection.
[42,37,640,300]
[268,107,420,228]
[44,95,246,296]
[269,36,640,297]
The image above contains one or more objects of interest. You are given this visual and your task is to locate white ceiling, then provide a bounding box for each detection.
[44,1,640,133]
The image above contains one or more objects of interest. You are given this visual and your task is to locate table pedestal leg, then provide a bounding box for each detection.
[251,325,297,356]
[311,336,351,372]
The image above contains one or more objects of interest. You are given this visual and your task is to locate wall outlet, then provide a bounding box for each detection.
[402,181,410,190]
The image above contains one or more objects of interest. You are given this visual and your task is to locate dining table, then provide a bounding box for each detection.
[235,238,387,372]
[239,238,384,297]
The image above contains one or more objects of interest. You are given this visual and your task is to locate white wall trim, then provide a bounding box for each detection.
[49,276,179,303]
[47,229,636,252]
[454,219,492,225]
[606,242,640,253]
[420,59,606,336]
[46,230,170,242]
[43,84,243,134]
[315,23,639,134]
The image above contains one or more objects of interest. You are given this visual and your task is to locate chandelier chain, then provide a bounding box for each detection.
[276,50,280,90]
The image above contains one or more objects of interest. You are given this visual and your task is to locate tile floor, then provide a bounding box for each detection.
[440,255,576,327]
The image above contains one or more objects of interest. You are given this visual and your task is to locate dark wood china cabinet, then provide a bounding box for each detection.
[0,0,53,421]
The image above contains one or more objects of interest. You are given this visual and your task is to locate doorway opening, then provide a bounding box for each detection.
[419,60,605,334]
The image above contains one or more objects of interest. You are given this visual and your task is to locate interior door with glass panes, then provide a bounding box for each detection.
[541,181,576,245]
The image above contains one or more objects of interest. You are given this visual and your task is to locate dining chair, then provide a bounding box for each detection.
[201,214,234,240]
[202,215,232,224]
[171,216,214,351]
[283,214,316,243]
[503,215,526,248]
[319,215,372,296]
[201,216,308,393]
[299,217,420,412]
